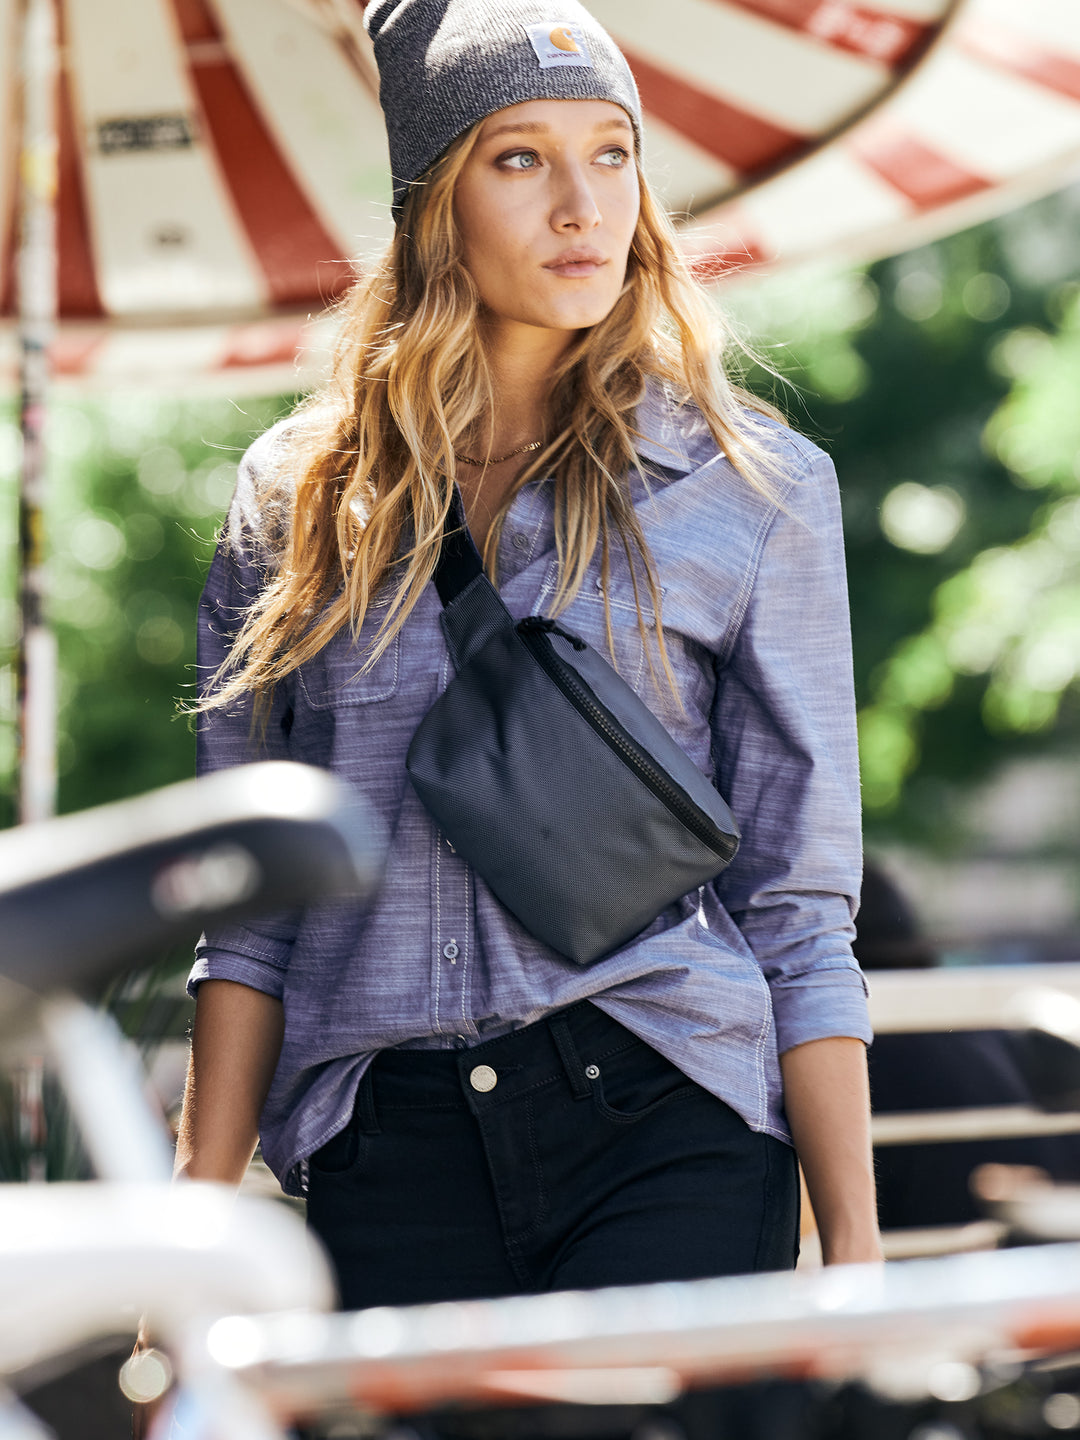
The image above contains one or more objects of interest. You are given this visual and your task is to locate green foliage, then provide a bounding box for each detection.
[0,1068,89,1182]
[732,186,1080,848]
[0,394,293,825]
[861,295,1080,801]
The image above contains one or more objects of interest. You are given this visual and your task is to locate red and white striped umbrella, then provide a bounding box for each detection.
[0,0,1078,389]
[680,0,1080,277]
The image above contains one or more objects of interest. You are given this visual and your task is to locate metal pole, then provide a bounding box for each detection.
[15,0,59,825]
[14,1054,47,1182]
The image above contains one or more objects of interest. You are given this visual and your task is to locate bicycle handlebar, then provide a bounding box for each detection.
[0,763,384,998]
[202,1241,1080,1417]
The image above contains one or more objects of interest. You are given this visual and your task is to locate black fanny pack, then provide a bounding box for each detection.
[406,493,740,965]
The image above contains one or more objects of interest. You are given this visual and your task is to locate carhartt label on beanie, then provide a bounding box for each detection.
[525,23,594,69]
[364,0,642,216]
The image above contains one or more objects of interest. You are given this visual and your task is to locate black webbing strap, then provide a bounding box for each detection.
[432,487,484,607]
[431,487,518,672]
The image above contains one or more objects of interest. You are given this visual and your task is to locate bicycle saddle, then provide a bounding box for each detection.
[0,762,383,998]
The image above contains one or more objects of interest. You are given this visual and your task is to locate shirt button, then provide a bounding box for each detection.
[512,533,529,550]
[443,940,459,960]
[469,1065,498,1093]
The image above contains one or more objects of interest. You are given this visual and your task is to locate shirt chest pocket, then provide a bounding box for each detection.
[552,564,661,695]
[297,620,401,708]
[549,564,719,746]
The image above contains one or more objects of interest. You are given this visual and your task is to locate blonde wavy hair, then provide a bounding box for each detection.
[199,121,784,714]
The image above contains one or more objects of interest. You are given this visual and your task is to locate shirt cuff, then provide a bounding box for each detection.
[187,950,286,1001]
[769,964,873,1053]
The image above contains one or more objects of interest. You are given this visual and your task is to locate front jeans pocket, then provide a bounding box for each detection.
[308,1118,369,1180]
[586,1038,699,1124]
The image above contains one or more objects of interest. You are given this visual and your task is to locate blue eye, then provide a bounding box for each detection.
[597,147,629,167]
[501,151,540,171]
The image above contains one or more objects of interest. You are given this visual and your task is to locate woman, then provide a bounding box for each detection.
[180,0,881,1309]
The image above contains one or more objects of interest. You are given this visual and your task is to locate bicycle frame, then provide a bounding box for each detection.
[0,764,383,1439]
[177,1239,1080,1427]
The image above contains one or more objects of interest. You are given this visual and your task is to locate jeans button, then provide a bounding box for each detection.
[584,1064,600,1080]
[469,1065,497,1093]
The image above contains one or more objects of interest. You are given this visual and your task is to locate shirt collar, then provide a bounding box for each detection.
[632,377,693,475]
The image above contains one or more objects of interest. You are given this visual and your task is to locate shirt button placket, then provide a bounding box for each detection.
[434,824,472,1038]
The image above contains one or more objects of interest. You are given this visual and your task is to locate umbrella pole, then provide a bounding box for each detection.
[15,0,59,825]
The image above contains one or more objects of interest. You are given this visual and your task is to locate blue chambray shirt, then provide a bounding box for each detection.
[190,383,871,1197]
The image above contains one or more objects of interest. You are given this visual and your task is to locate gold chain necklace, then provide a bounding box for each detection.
[453,439,542,467]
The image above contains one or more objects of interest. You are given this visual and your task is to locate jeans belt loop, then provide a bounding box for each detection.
[548,1010,591,1100]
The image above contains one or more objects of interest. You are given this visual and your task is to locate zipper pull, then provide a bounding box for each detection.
[517,615,587,651]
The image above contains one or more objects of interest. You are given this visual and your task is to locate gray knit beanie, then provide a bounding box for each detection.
[363,0,642,216]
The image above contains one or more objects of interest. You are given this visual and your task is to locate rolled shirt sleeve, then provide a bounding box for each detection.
[189,940,292,1000]
[710,442,871,1054]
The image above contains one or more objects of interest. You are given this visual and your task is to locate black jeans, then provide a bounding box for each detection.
[307,1001,799,1311]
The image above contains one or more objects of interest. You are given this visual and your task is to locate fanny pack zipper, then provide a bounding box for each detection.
[516,618,736,860]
